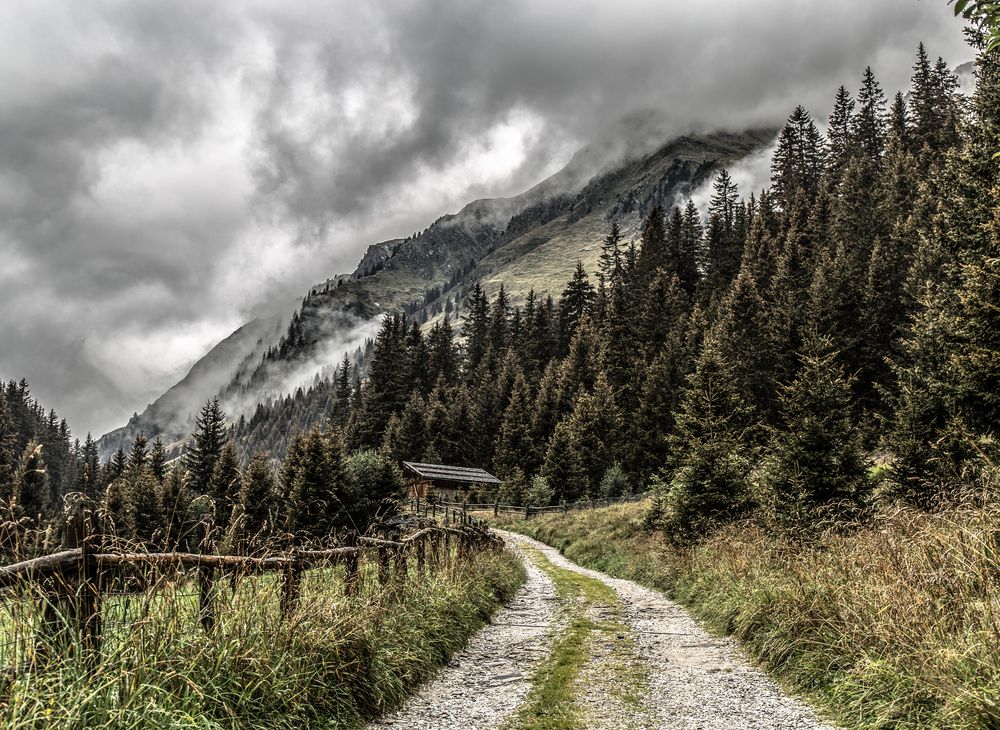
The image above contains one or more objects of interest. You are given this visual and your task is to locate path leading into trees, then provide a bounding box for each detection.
[368,532,835,729]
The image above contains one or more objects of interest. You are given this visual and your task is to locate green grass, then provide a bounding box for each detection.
[0,548,525,729]
[506,546,652,730]
[494,502,1000,729]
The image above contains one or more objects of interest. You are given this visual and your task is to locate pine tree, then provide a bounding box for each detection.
[236,454,276,547]
[661,345,757,542]
[558,263,596,352]
[131,470,164,544]
[493,371,536,478]
[283,427,350,540]
[636,205,668,280]
[852,66,887,162]
[185,398,228,496]
[127,432,148,475]
[771,106,826,211]
[427,316,459,384]
[161,466,194,550]
[464,283,491,370]
[702,169,742,299]
[678,200,703,296]
[383,392,427,462]
[149,437,167,484]
[14,442,49,524]
[598,222,625,283]
[209,441,241,529]
[759,337,868,528]
[826,85,856,176]
[540,420,587,503]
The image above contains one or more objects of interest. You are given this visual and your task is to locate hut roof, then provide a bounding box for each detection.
[401,461,501,486]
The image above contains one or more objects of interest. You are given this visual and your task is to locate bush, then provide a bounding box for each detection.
[524,475,554,507]
[345,450,405,533]
[599,462,631,499]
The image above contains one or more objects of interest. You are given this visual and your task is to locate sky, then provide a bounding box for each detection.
[0,0,970,438]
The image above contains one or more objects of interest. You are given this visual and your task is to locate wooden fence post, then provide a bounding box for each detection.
[80,506,103,663]
[525,505,531,519]
[198,516,216,633]
[416,534,426,577]
[344,530,359,597]
[494,500,499,517]
[377,543,390,586]
[394,542,408,581]
[281,548,303,619]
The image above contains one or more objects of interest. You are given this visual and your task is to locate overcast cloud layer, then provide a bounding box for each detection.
[0,0,969,437]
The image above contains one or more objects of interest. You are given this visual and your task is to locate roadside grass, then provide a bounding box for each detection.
[506,546,652,730]
[494,502,1000,729]
[0,548,525,729]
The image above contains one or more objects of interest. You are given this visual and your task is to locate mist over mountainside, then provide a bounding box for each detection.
[97,126,775,457]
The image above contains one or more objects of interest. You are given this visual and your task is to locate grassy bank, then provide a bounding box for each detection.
[494,501,1000,729]
[3,548,524,729]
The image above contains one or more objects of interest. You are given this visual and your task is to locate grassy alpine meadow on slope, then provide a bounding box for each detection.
[494,500,1000,729]
[0,547,524,729]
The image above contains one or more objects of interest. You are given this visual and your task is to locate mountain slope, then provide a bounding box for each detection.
[99,126,776,455]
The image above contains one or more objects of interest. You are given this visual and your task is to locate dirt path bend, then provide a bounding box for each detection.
[368,543,562,730]
[368,532,835,730]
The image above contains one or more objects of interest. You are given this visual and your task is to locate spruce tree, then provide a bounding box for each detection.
[678,200,703,296]
[464,283,491,370]
[283,427,350,540]
[826,85,856,176]
[149,437,167,484]
[598,221,625,283]
[558,263,596,352]
[14,442,49,524]
[185,398,228,497]
[759,337,868,529]
[540,420,587,503]
[494,372,536,478]
[661,345,757,542]
[209,441,241,529]
[236,454,276,547]
[852,66,887,162]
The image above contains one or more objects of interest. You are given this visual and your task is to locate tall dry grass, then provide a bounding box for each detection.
[0,545,524,729]
[497,501,1000,728]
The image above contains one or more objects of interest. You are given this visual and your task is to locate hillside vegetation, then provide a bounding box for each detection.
[495,500,1000,728]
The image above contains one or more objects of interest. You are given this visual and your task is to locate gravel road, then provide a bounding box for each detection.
[368,542,561,730]
[367,531,836,729]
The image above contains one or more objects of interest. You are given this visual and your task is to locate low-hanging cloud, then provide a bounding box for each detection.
[0,0,969,437]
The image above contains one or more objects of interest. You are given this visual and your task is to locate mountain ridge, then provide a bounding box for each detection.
[98,126,777,459]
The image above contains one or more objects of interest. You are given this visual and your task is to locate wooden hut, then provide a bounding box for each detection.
[402,461,501,501]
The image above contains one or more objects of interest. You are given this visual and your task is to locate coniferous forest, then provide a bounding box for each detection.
[1,38,996,558]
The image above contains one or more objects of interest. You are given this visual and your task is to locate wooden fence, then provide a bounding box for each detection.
[0,498,499,677]
[409,492,647,521]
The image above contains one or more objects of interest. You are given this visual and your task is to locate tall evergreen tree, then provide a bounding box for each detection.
[185,398,228,497]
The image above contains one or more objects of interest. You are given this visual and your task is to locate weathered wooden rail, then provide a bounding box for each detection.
[0,499,501,677]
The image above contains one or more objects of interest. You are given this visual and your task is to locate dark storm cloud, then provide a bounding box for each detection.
[0,0,969,436]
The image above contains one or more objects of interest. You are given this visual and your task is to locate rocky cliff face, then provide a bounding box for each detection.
[98,126,776,456]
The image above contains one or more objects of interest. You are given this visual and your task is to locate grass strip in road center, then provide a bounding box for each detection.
[505,546,652,730]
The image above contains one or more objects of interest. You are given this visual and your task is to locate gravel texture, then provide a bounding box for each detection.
[368,532,836,729]
[510,532,837,730]
[367,543,560,730]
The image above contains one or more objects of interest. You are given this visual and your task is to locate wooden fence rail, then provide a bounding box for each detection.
[408,492,647,520]
[0,499,501,679]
